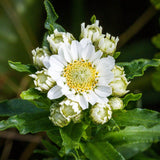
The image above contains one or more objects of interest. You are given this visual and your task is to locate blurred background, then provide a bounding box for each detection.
[0,0,160,159]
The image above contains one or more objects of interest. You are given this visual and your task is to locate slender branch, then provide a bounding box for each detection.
[118,5,157,48]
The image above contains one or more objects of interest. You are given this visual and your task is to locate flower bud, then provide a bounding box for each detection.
[110,76,130,97]
[98,33,119,55]
[90,103,112,124]
[80,20,104,43]
[30,69,55,92]
[49,105,70,128]
[109,97,124,110]
[47,29,75,53]
[32,47,50,68]
[112,65,124,77]
[60,99,82,122]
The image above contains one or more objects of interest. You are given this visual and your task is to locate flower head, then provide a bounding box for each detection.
[46,38,115,110]
[90,103,112,124]
[47,29,75,54]
[32,47,50,68]
[30,68,55,92]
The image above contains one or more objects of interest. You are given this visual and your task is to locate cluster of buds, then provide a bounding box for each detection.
[80,20,119,56]
[29,18,130,127]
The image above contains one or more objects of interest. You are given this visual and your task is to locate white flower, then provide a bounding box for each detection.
[47,29,75,54]
[46,38,115,110]
[80,20,104,43]
[110,76,130,97]
[90,103,112,124]
[98,33,119,55]
[32,47,50,68]
[30,68,55,92]
[112,65,124,77]
[109,97,124,110]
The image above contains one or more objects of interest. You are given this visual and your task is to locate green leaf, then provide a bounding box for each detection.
[44,0,65,32]
[152,71,160,92]
[20,88,51,109]
[113,52,121,59]
[122,93,142,107]
[103,125,160,159]
[47,128,62,147]
[90,15,96,24]
[112,108,160,127]
[0,99,43,117]
[60,122,88,155]
[150,0,160,10]
[117,59,160,80]
[8,60,36,73]
[80,141,125,160]
[152,34,160,49]
[0,111,53,134]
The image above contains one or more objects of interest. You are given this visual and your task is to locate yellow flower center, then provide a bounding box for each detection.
[63,59,98,92]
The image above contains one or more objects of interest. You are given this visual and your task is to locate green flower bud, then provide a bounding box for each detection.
[60,99,82,122]
[49,105,70,128]
[90,103,112,124]
[32,47,50,68]
[80,20,104,42]
[112,65,124,77]
[30,69,55,92]
[109,97,124,110]
[110,76,130,97]
[98,33,119,56]
[47,29,75,54]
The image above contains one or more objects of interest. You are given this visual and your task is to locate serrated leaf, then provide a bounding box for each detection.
[112,108,160,127]
[150,0,160,10]
[0,111,53,134]
[8,60,36,73]
[122,93,142,107]
[102,125,160,159]
[60,122,88,155]
[117,59,160,80]
[0,99,43,117]
[80,141,125,160]
[44,0,65,32]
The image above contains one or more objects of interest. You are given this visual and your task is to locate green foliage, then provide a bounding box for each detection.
[44,0,65,32]
[118,59,160,80]
[0,111,53,134]
[152,70,160,91]
[151,34,160,49]
[80,141,125,160]
[112,108,160,127]
[0,99,43,117]
[122,93,142,107]
[90,15,96,24]
[113,52,121,59]
[8,60,36,73]
[150,0,160,10]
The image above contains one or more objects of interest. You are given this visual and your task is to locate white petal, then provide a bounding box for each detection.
[59,44,72,63]
[98,71,114,85]
[79,95,88,110]
[43,56,50,68]
[47,85,63,99]
[50,55,65,69]
[83,91,97,105]
[80,38,92,48]
[70,40,79,60]
[48,67,61,80]
[96,56,115,72]
[81,44,95,60]
[89,50,103,62]
[95,86,112,97]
